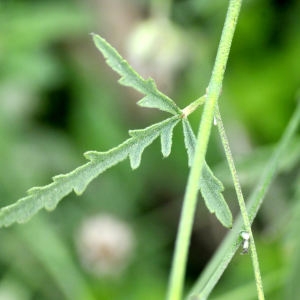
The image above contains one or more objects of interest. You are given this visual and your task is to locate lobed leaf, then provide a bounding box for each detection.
[0,116,180,228]
[182,118,232,228]
[160,119,178,157]
[182,118,197,167]
[92,34,181,115]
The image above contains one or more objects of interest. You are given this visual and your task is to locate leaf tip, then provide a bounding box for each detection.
[84,151,99,161]
[52,174,67,183]
[27,187,40,195]
[73,185,86,196]
[129,157,141,170]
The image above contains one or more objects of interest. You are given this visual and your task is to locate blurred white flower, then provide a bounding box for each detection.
[126,18,190,92]
[76,214,135,277]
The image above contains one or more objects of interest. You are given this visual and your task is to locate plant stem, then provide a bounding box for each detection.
[181,95,206,117]
[187,100,300,299]
[166,1,243,300]
[215,104,265,299]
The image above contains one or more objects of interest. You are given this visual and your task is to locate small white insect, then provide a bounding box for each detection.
[240,231,250,254]
[213,116,217,126]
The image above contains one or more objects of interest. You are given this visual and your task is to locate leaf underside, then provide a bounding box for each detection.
[92,33,181,115]
[0,116,180,227]
[182,118,232,228]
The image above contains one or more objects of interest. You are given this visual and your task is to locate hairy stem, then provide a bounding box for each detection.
[215,104,265,299]
[166,1,243,300]
[181,95,206,117]
[187,100,300,299]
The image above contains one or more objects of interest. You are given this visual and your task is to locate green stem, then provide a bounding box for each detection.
[181,95,206,117]
[215,104,265,300]
[166,1,243,300]
[187,100,300,299]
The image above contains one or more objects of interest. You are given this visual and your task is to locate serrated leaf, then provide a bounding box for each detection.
[160,119,178,157]
[129,139,156,169]
[200,162,232,228]
[182,118,232,228]
[129,116,180,168]
[182,118,197,166]
[0,116,180,228]
[92,34,181,115]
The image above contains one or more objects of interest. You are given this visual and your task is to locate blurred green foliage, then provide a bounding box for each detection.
[0,0,299,299]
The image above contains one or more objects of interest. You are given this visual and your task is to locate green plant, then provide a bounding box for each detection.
[1,0,300,299]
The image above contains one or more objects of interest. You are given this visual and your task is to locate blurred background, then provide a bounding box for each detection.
[0,0,300,299]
